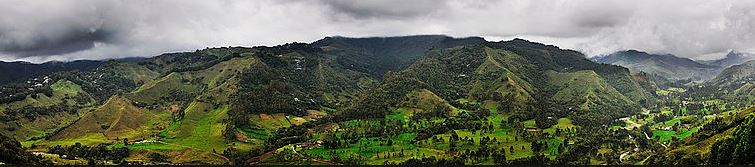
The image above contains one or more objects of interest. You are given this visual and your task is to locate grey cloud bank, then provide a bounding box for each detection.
[0,0,753,63]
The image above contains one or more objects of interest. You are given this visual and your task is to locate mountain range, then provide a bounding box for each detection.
[592,50,755,83]
[702,51,755,69]
[0,35,753,165]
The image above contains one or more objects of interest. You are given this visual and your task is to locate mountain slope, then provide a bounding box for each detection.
[704,60,755,104]
[0,80,95,141]
[708,60,755,87]
[343,39,650,126]
[312,35,486,76]
[545,70,633,112]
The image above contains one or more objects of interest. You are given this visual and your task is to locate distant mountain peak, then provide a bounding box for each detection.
[705,50,755,69]
[725,50,753,58]
[623,49,646,54]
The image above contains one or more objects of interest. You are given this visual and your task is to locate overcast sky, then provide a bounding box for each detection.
[1,0,753,63]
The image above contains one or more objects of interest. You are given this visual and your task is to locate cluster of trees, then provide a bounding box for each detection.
[546,125,645,165]
[321,121,408,149]
[0,82,53,103]
[139,47,251,74]
[47,143,129,163]
[397,147,558,165]
[264,120,323,150]
[414,110,493,142]
[51,68,137,103]
[147,152,169,163]
[230,44,332,117]
[222,146,265,165]
[402,147,511,165]
[2,94,89,122]
[341,74,430,120]
[701,117,734,135]
[0,134,50,165]
[709,115,755,165]
[411,105,453,119]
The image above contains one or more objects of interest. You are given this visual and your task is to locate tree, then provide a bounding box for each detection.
[709,115,755,165]
[531,141,542,152]
[0,134,50,165]
[148,152,169,163]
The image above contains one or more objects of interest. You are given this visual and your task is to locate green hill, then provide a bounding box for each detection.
[342,39,650,126]
[707,60,755,87]
[3,36,740,165]
[546,70,632,110]
[646,106,755,165]
[0,80,95,141]
[312,35,485,76]
[703,60,755,105]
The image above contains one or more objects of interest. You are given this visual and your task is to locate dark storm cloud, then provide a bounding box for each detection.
[316,0,446,19]
[0,0,753,62]
[0,0,121,60]
[0,29,113,57]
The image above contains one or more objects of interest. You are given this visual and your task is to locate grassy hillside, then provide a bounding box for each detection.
[343,39,649,127]
[699,60,755,107]
[0,80,95,141]
[646,106,755,165]
[545,70,633,111]
[45,95,169,142]
[707,60,755,88]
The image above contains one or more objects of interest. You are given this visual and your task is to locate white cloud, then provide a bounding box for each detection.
[0,0,753,62]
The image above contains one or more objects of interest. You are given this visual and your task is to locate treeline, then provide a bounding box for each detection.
[230,43,325,117]
[139,47,252,74]
[51,68,137,103]
[414,109,493,141]
[397,151,555,165]
[709,114,755,165]
[342,74,430,120]
[0,133,50,165]
[0,93,91,135]
[3,99,81,121]
[48,143,129,163]
[0,82,53,104]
